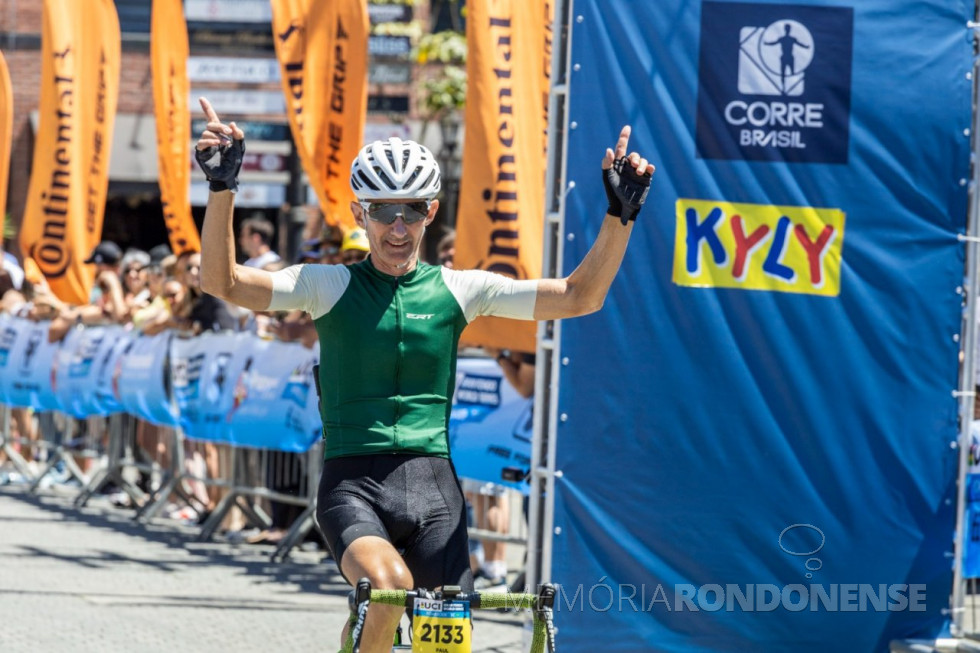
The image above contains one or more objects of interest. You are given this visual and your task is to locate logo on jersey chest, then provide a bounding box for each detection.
[406,313,435,320]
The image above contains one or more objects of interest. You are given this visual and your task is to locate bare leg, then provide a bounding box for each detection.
[340,535,413,653]
[11,408,36,463]
[465,489,482,574]
[484,494,509,573]
[184,441,212,509]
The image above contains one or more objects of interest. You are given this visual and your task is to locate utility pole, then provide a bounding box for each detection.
[281,132,307,263]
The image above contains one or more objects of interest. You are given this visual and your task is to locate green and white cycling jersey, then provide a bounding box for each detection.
[267,258,538,460]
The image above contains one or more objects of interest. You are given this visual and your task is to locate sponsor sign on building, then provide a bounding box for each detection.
[187,56,280,83]
[184,0,272,22]
[369,35,412,58]
[189,89,286,115]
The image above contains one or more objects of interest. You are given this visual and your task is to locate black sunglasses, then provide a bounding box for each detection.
[358,201,430,225]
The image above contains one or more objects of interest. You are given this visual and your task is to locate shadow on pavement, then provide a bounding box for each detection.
[0,485,349,599]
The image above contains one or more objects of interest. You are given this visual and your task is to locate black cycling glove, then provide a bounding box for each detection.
[603,156,651,225]
[195,136,245,193]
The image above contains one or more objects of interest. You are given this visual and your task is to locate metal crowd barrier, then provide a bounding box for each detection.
[464,479,530,590]
[195,443,324,560]
[0,407,101,491]
[0,402,324,562]
[30,412,94,493]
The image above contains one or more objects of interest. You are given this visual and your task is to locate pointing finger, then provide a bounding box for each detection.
[614,125,631,160]
[199,97,220,124]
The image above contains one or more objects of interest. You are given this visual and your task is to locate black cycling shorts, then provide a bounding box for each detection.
[316,453,474,592]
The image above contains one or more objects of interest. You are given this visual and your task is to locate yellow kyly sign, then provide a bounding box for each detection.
[673,198,846,297]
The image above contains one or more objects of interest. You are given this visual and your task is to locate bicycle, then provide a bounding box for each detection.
[340,577,558,653]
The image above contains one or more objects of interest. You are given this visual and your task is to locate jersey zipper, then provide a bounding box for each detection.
[392,277,403,448]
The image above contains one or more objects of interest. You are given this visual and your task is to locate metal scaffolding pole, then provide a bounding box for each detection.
[951,6,980,637]
[527,0,574,593]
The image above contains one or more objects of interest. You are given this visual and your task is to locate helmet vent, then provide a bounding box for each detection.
[357,170,379,191]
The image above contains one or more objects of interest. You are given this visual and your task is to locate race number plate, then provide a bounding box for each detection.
[412,597,471,653]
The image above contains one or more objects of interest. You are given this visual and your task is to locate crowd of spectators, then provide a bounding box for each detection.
[0,218,526,578]
[0,215,378,536]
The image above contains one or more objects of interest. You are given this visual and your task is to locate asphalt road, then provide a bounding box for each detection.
[0,485,528,653]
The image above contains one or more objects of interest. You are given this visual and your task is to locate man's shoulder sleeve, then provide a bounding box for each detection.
[268,264,351,319]
[439,267,538,322]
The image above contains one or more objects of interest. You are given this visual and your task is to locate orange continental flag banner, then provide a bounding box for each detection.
[151,0,200,255]
[20,0,120,305]
[272,0,368,229]
[0,51,13,239]
[456,0,552,353]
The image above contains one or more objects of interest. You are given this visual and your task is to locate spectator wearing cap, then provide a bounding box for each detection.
[46,242,128,340]
[148,244,173,268]
[296,238,325,265]
[146,245,172,304]
[239,215,281,269]
[84,241,127,323]
[131,245,176,334]
[340,227,370,265]
[84,240,123,267]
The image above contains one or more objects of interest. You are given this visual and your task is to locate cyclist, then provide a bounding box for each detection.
[194,96,653,653]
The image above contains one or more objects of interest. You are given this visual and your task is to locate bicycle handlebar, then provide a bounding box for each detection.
[344,580,557,653]
[363,587,551,612]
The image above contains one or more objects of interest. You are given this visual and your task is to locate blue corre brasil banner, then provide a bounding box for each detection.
[552,1,970,651]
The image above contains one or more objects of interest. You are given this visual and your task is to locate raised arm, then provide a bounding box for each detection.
[533,125,654,320]
[195,97,273,311]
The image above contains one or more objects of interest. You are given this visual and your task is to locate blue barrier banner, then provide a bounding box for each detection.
[0,318,62,410]
[54,324,129,417]
[115,332,177,426]
[0,314,23,404]
[90,327,131,415]
[553,1,969,650]
[964,423,980,577]
[449,356,531,491]
[224,339,321,452]
[964,473,980,578]
[171,331,253,443]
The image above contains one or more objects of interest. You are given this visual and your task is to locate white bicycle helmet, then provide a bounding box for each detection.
[349,137,442,200]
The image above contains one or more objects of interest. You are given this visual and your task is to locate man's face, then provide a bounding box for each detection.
[351,199,439,276]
